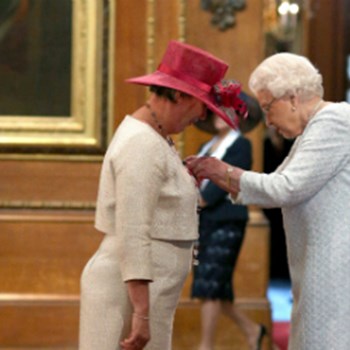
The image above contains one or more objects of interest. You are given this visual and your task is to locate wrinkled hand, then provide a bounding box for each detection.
[183,155,204,186]
[120,315,150,350]
[185,156,227,183]
[185,155,243,195]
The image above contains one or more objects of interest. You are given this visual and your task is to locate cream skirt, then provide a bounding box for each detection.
[79,234,193,350]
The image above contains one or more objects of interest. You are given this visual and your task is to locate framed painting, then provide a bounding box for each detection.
[0,0,114,156]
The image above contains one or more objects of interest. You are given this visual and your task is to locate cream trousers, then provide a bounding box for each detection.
[79,234,193,350]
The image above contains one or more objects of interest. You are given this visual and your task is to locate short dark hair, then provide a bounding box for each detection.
[149,85,190,102]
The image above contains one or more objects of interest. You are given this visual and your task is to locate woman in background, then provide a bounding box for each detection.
[192,97,266,350]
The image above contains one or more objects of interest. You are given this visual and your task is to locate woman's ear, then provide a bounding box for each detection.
[290,95,297,111]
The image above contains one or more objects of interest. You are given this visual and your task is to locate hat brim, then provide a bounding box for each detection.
[194,115,217,134]
[239,92,263,133]
[194,92,263,134]
[126,71,236,129]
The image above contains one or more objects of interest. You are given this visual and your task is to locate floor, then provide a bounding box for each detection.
[268,279,292,322]
[267,279,292,350]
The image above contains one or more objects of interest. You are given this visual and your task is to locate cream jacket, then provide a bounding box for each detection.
[94,116,199,281]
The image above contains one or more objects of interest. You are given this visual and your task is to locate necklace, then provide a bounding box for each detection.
[145,103,175,147]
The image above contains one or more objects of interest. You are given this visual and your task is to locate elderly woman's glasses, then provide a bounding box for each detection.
[262,97,277,114]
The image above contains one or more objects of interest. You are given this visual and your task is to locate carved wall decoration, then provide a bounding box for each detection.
[201,0,246,30]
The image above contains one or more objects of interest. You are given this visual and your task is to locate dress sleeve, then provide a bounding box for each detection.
[112,134,166,281]
[240,108,350,208]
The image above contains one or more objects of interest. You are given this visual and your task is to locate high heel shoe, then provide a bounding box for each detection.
[255,324,267,350]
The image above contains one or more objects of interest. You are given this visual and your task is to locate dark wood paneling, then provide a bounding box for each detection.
[306,0,348,101]
[114,0,148,126]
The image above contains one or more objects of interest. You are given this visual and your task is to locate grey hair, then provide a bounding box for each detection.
[248,53,324,101]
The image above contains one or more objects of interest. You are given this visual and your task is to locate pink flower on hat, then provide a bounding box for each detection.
[214,80,248,128]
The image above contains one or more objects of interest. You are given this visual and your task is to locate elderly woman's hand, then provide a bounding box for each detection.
[185,156,226,183]
[184,156,244,196]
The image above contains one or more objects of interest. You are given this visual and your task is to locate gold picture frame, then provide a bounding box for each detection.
[0,0,114,157]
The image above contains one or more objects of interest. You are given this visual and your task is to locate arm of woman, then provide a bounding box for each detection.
[120,280,150,350]
[238,110,350,207]
[190,109,350,207]
[112,133,167,348]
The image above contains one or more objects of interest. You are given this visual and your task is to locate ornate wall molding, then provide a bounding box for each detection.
[201,0,246,30]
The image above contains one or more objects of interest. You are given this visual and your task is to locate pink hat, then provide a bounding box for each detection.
[126,40,246,129]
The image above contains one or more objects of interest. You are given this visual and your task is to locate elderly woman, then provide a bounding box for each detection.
[187,52,350,350]
[79,40,247,350]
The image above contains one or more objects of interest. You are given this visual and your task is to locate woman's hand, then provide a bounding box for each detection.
[121,280,151,350]
[183,155,203,186]
[120,313,150,350]
[185,156,243,195]
[185,156,227,184]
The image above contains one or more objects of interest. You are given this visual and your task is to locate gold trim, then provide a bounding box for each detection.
[0,293,80,306]
[0,200,96,210]
[178,0,186,42]
[107,0,116,143]
[176,0,187,157]
[146,0,156,75]
[0,0,115,158]
[0,213,94,222]
[0,153,103,162]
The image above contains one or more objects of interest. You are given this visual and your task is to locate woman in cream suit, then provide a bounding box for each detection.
[79,40,248,350]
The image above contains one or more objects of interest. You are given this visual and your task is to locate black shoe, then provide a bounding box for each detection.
[256,324,267,350]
